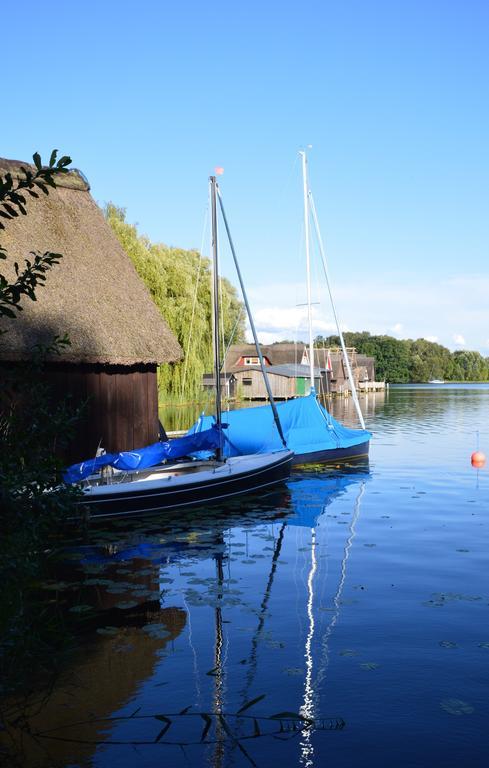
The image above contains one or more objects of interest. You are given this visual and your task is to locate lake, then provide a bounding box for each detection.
[2,384,488,767]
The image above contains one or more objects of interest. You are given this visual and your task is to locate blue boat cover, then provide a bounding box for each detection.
[63,424,224,484]
[188,393,371,459]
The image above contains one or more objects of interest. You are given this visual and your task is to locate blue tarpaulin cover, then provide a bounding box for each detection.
[63,424,224,484]
[188,393,371,459]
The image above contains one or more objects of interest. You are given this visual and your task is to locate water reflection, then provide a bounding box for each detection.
[4,386,489,767]
[3,469,371,767]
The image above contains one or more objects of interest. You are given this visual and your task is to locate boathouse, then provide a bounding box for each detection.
[0,157,182,462]
[222,343,378,398]
[202,372,237,399]
[233,364,321,400]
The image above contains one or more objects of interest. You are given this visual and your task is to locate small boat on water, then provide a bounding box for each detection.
[428,379,445,384]
[189,151,371,465]
[64,176,293,518]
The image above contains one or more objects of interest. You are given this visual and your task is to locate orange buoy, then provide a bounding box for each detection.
[471,450,486,468]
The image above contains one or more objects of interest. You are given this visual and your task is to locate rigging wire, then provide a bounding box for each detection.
[308,191,366,430]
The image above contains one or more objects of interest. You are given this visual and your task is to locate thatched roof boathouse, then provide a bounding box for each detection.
[0,157,182,462]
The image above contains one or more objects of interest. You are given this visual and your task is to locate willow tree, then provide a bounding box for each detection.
[105,204,245,400]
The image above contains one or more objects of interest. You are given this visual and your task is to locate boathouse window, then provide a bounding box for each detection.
[244,357,259,365]
[243,378,252,386]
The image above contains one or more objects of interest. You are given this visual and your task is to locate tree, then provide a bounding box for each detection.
[0,151,81,621]
[105,203,246,400]
[315,330,488,382]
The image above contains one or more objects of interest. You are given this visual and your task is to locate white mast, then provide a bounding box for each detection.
[308,192,366,430]
[300,150,315,394]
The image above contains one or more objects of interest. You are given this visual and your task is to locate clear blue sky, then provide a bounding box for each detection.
[3,0,488,351]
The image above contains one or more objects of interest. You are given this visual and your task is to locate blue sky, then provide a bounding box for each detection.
[3,0,488,351]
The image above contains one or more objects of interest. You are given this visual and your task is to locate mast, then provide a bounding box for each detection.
[210,176,223,460]
[216,186,288,448]
[300,150,315,394]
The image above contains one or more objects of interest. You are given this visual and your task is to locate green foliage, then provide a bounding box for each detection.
[0,150,71,324]
[315,331,489,383]
[105,204,246,400]
[0,152,82,691]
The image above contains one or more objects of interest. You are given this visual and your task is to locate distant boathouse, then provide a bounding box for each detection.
[220,343,383,399]
[0,157,182,462]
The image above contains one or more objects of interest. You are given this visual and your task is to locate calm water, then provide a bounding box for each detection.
[4,385,489,767]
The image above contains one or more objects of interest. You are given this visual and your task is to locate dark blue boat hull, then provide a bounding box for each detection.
[77,451,293,519]
[292,439,370,466]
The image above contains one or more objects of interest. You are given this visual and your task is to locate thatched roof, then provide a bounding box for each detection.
[0,158,182,364]
[224,343,306,368]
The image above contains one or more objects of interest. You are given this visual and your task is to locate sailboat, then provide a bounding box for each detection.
[188,152,371,465]
[63,176,294,518]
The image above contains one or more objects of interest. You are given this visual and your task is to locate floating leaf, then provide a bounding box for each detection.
[440,698,474,715]
[141,624,171,639]
[69,604,93,613]
[96,626,119,636]
[42,581,70,591]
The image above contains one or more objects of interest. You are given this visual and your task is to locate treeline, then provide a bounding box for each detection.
[105,204,245,399]
[315,331,489,383]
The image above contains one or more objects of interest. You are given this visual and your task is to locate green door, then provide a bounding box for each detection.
[296,377,306,395]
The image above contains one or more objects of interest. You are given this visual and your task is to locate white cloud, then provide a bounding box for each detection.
[252,305,336,336]
[425,335,439,343]
[246,272,489,352]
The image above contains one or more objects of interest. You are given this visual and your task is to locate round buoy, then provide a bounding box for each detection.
[471,450,486,467]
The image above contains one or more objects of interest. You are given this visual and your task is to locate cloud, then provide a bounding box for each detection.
[246,272,489,352]
[425,335,439,343]
[252,305,336,336]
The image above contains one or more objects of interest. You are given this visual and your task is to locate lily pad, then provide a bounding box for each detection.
[42,581,70,591]
[283,668,304,676]
[96,626,119,636]
[440,698,474,716]
[142,623,171,639]
[69,604,93,613]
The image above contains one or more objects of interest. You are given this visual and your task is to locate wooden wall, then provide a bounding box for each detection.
[44,362,159,463]
[235,369,299,400]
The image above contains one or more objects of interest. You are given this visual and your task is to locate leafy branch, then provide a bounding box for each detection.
[0,149,71,228]
[0,150,72,325]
